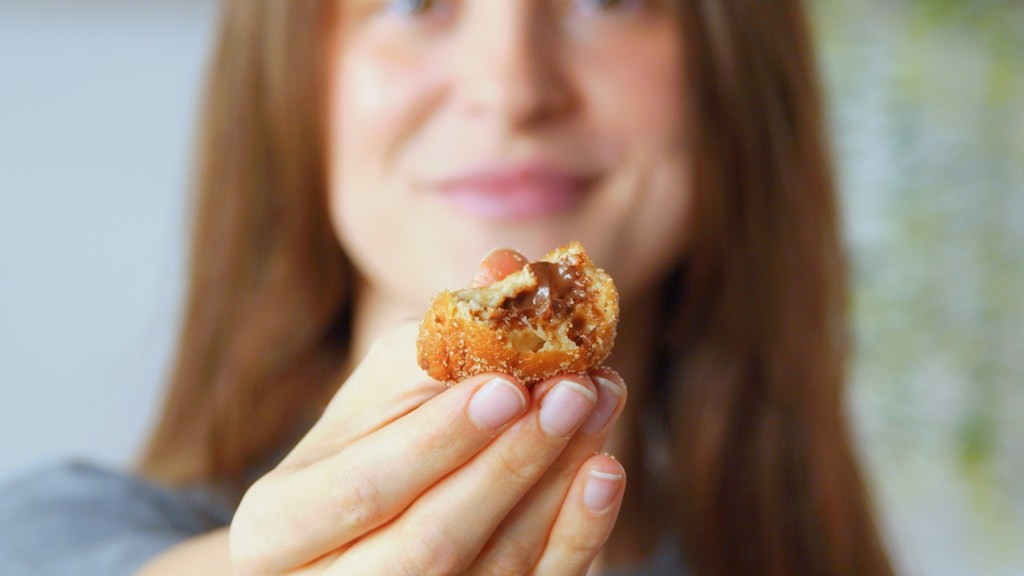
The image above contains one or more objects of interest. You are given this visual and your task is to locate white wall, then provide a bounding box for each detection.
[0,0,217,484]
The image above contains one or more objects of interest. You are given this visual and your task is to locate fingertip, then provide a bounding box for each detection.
[587,367,625,392]
[581,454,626,515]
[535,374,598,438]
[532,373,598,401]
[585,452,625,477]
[580,371,626,435]
[459,371,526,393]
[528,451,624,575]
[463,373,529,431]
[471,247,529,287]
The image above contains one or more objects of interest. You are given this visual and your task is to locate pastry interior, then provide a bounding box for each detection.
[448,243,617,354]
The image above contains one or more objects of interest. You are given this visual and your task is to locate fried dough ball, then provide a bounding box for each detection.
[417,242,619,386]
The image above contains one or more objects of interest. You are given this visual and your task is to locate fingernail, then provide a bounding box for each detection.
[471,246,517,287]
[539,380,597,437]
[581,376,624,434]
[583,469,623,513]
[468,378,526,430]
[479,246,509,265]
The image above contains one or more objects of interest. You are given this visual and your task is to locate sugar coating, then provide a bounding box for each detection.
[417,242,619,386]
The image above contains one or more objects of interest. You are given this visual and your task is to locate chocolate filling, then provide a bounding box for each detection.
[498,261,589,343]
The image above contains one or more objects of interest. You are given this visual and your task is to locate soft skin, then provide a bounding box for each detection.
[140,253,629,575]
[139,0,689,573]
[332,0,691,318]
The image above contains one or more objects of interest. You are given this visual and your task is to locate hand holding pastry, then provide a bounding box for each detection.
[226,246,627,576]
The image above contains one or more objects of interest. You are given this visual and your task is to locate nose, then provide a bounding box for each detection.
[454,3,575,127]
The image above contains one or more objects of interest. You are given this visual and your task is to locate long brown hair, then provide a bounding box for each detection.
[140,1,894,574]
[139,0,349,486]
[666,2,894,574]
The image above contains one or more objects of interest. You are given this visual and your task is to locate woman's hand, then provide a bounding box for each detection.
[228,250,628,576]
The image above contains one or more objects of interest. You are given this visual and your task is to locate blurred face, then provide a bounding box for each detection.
[329,0,691,312]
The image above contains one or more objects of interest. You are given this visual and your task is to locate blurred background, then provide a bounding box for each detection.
[1,1,1021,574]
[815,0,1024,574]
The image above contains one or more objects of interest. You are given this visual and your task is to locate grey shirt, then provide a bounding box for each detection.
[0,462,233,576]
[0,462,685,575]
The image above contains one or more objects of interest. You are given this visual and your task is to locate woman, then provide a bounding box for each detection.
[0,0,895,574]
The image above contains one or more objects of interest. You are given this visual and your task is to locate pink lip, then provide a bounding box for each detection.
[430,163,597,220]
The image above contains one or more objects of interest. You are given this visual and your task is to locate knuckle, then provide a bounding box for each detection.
[407,410,457,454]
[366,322,418,362]
[554,526,603,561]
[409,409,448,442]
[227,527,266,576]
[477,535,538,576]
[229,550,272,576]
[489,442,547,487]
[398,519,470,576]
[327,460,384,531]
[228,478,282,575]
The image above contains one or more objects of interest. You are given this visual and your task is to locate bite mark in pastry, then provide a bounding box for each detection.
[417,242,619,386]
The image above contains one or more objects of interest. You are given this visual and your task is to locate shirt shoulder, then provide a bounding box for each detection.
[0,461,233,576]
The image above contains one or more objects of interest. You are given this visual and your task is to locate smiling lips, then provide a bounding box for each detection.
[432,164,597,220]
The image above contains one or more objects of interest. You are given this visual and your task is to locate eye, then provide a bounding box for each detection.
[383,0,447,17]
[574,0,647,13]
[374,0,460,29]
[388,0,425,14]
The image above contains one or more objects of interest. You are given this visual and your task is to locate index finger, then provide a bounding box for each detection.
[230,372,530,574]
[282,321,445,469]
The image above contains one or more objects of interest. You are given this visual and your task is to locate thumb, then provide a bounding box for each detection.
[470,247,529,288]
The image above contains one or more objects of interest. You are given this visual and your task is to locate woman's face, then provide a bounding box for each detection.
[329,0,691,312]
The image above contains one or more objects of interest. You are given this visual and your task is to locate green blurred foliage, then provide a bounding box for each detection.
[811,0,1024,573]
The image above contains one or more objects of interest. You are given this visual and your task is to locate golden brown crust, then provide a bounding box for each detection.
[417,242,619,386]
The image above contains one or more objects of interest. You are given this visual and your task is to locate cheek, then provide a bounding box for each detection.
[331,53,400,288]
[604,148,692,302]
[328,43,448,305]
[334,43,443,185]
[593,35,687,159]
[579,39,691,298]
